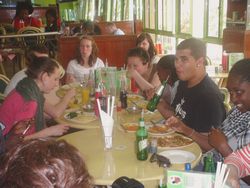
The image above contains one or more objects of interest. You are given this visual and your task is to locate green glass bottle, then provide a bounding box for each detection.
[203,154,216,173]
[146,80,167,112]
[136,117,148,161]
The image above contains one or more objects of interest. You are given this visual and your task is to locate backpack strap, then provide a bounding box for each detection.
[0,124,5,154]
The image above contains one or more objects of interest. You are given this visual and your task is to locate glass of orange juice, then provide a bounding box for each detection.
[82,86,90,105]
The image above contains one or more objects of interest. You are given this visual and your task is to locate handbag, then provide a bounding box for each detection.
[112,176,144,188]
[0,118,34,154]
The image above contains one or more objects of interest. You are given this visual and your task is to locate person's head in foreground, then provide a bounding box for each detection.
[226,58,250,113]
[156,54,178,85]
[0,138,93,188]
[175,38,206,84]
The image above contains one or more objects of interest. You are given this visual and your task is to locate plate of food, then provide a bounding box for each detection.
[56,83,82,98]
[159,150,196,164]
[120,122,152,133]
[148,124,174,136]
[127,94,144,102]
[156,134,194,149]
[121,122,139,132]
[64,110,97,124]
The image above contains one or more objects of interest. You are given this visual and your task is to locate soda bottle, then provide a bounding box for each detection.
[120,74,127,109]
[136,117,148,161]
[146,80,167,112]
[203,153,216,173]
[131,78,139,94]
[94,86,101,117]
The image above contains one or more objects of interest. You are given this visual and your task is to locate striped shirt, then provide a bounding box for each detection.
[224,144,250,178]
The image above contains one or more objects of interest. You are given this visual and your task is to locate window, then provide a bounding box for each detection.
[77,0,134,21]
[143,0,227,65]
[178,0,192,35]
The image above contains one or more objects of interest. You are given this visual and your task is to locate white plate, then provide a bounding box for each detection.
[159,150,196,164]
[64,110,97,124]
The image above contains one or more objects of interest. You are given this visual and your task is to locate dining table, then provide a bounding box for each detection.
[58,107,203,187]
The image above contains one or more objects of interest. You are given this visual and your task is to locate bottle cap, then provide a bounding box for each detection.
[185,163,191,171]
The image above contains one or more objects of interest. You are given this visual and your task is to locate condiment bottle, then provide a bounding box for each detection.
[98,81,107,112]
[185,163,191,171]
[131,77,139,94]
[94,86,101,117]
[136,116,148,161]
[146,80,167,112]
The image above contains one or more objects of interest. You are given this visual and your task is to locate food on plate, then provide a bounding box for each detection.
[57,84,82,98]
[122,123,139,132]
[66,111,78,119]
[127,94,144,102]
[64,110,97,124]
[157,135,193,148]
[148,124,172,134]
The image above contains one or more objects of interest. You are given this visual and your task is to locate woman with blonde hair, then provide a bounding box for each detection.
[0,56,70,151]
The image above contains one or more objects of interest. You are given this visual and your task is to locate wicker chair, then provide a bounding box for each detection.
[17,26,45,48]
[0,26,7,76]
[17,26,45,69]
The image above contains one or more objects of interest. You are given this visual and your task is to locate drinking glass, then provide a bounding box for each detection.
[82,86,90,105]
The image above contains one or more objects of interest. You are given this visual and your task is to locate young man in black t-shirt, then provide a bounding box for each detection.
[158,38,226,151]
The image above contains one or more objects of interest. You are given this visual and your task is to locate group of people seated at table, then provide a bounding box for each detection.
[1,11,250,186]
[12,2,59,32]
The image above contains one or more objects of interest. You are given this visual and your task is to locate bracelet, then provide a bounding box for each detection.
[188,129,195,137]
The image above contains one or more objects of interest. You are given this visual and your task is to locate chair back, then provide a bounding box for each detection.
[220,87,231,112]
[17,26,45,48]
[0,26,6,48]
[0,74,10,100]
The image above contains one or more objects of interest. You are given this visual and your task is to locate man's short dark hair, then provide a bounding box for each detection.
[177,38,206,60]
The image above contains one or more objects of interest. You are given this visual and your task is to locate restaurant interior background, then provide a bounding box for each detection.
[0,0,250,77]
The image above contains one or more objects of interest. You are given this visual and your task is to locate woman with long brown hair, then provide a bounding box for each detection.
[66,36,104,83]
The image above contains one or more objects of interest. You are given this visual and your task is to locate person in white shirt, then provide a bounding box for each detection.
[66,36,104,83]
[105,22,125,35]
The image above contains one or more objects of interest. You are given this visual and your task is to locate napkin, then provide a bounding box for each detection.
[100,109,114,137]
[99,109,114,149]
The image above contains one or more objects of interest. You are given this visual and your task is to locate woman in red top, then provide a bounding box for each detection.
[12,2,40,31]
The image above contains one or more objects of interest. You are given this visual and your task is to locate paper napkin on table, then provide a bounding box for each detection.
[100,109,114,137]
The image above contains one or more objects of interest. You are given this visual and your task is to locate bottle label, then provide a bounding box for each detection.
[156,85,164,95]
[138,139,147,151]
